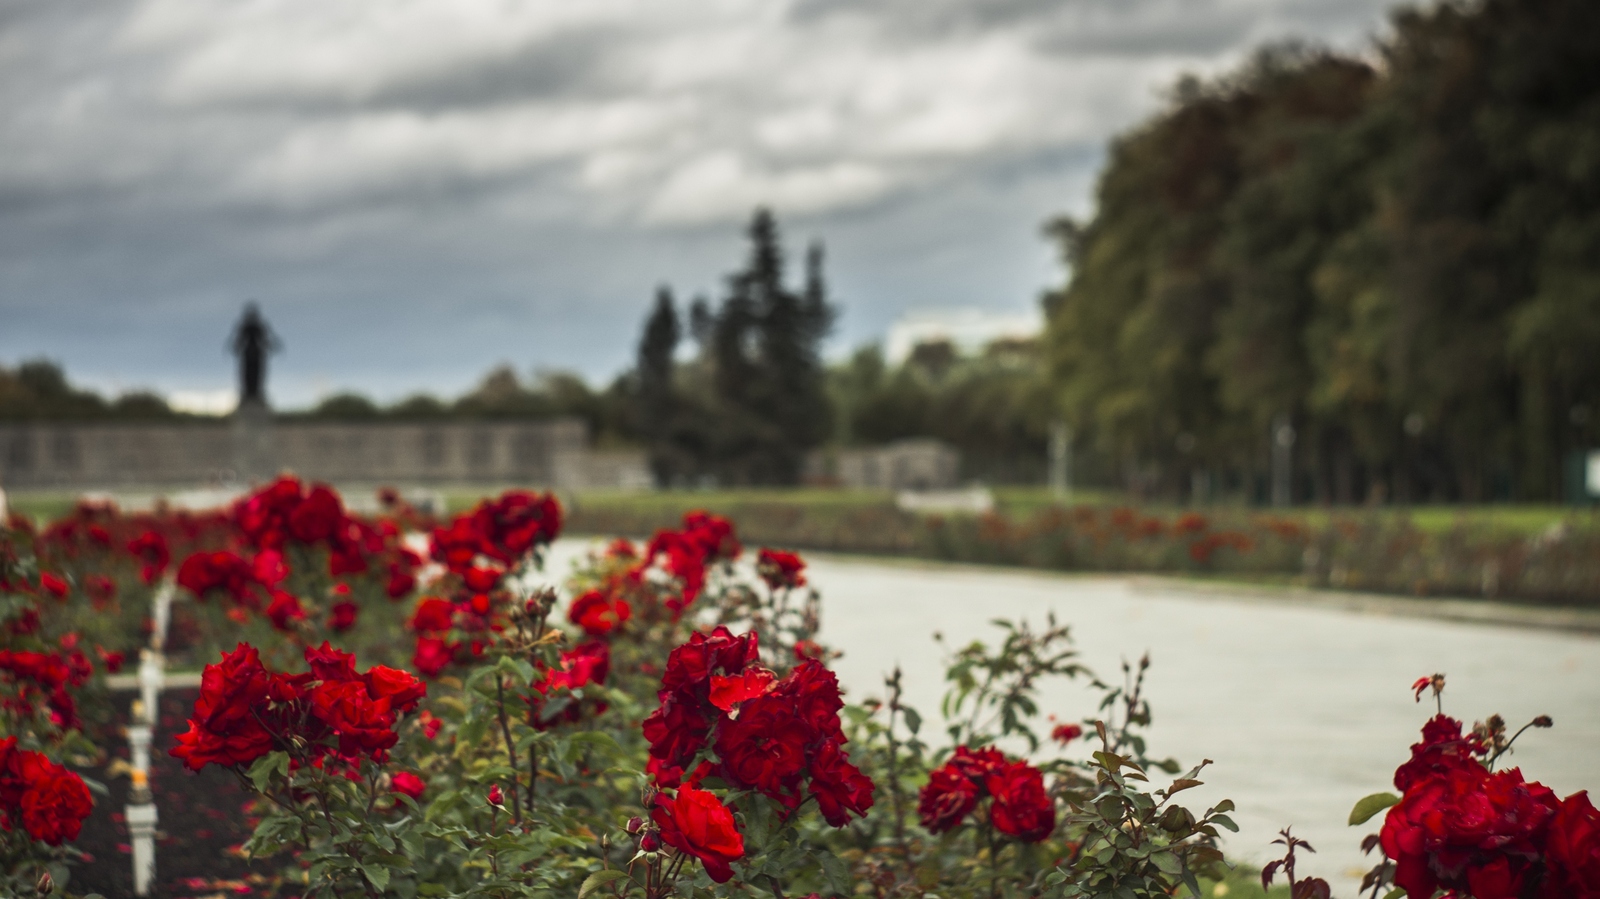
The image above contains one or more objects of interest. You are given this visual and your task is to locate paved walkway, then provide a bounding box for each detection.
[546,541,1600,893]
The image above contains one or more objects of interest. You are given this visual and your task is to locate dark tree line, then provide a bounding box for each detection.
[635,210,835,486]
[1045,0,1600,503]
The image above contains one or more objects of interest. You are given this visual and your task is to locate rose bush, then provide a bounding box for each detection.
[0,480,1592,899]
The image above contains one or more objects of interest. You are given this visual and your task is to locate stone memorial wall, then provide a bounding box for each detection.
[0,417,648,491]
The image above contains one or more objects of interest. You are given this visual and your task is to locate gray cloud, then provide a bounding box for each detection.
[0,0,1397,406]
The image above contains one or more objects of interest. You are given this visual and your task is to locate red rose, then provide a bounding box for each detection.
[756,548,807,590]
[391,771,426,801]
[661,627,759,696]
[329,600,359,633]
[682,511,740,561]
[949,745,1008,783]
[530,642,610,728]
[471,491,562,563]
[18,757,93,845]
[987,761,1056,842]
[365,665,426,714]
[714,694,810,798]
[127,530,171,584]
[39,573,69,599]
[310,679,398,758]
[1381,764,1558,899]
[96,646,126,674]
[1051,723,1083,744]
[410,597,456,634]
[170,644,278,771]
[289,484,345,544]
[643,693,711,769]
[305,642,359,681]
[918,766,979,833]
[708,668,775,712]
[569,589,632,636]
[777,660,844,738]
[265,591,307,631]
[462,565,502,593]
[420,712,443,740]
[177,551,260,606]
[83,574,116,608]
[412,637,455,678]
[1543,791,1600,899]
[385,565,417,599]
[808,740,875,827]
[652,786,744,883]
[1394,714,1485,792]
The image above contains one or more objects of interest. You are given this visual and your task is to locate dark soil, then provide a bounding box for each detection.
[68,688,289,899]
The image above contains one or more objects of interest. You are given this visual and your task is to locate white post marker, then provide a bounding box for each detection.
[127,576,174,895]
[126,769,158,897]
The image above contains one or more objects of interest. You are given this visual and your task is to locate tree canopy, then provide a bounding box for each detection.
[1044,0,1600,503]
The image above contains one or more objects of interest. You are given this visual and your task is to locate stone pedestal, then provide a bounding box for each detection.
[231,398,276,483]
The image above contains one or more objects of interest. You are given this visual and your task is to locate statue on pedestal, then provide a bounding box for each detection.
[228,302,280,482]
[230,302,280,408]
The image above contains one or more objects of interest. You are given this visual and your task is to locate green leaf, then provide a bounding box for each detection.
[1382,890,1406,899]
[1349,792,1402,826]
[361,863,391,891]
[820,851,850,894]
[579,869,629,898]
[246,751,288,793]
[1151,850,1183,875]
[903,707,922,735]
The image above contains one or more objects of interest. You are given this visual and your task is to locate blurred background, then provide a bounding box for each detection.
[3,0,1599,578]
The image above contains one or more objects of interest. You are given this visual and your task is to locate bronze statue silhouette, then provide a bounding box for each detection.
[229,302,281,406]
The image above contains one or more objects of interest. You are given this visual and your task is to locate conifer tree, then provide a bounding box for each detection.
[636,286,681,486]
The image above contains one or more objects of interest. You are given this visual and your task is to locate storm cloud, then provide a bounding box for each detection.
[0,0,1396,406]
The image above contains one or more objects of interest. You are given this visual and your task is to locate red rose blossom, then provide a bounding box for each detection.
[919,766,979,833]
[568,589,632,636]
[1542,790,1600,899]
[391,771,426,801]
[329,600,359,633]
[808,740,876,827]
[1381,764,1558,899]
[756,548,807,590]
[987,760,1056,842]
[652,786,745,883]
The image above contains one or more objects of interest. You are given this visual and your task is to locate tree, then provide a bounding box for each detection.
[637,286,682,486]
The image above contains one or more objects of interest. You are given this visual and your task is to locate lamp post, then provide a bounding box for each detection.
[1049,421,1072,502]
[1272,414,1296,507]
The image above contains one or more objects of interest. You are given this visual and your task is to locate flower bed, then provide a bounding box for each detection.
[0,482,1594,898]
[568,499,1600,606]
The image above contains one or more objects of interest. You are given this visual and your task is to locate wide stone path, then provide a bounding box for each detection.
[547,541,1600,893]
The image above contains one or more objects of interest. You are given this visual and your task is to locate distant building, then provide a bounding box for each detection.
[806,438,960,490]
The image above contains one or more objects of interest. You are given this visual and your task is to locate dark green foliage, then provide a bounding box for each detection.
[830,341,1058,484]
[634,209,837,486]
[0,359,176,421]
[637,287,681,485]
[1045,0,1600,503]
[308,393,381,419]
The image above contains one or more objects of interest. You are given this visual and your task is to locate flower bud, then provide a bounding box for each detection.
[626,816,645,834]
[35,870,53,895]
[640,830,661,852]
[1533,715,1553,728]
[487,785,505,806]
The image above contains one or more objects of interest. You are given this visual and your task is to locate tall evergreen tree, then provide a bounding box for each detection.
[637,286,681,485]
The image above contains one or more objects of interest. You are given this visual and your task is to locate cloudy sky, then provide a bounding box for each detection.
[0,0,1398,409]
